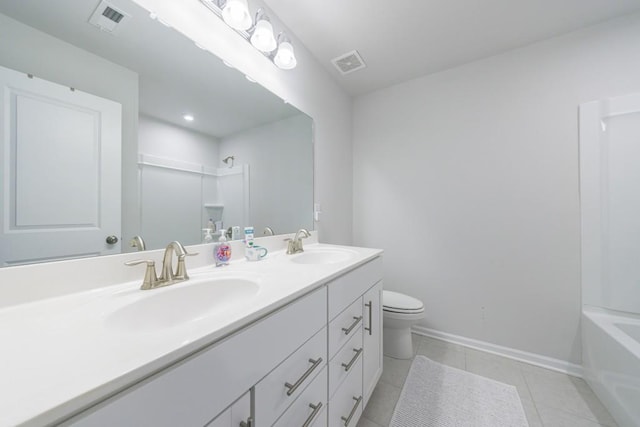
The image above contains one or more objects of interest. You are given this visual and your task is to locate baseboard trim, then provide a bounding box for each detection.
[412,325,583,378]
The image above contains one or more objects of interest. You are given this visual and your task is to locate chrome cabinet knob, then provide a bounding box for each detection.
[106,235,119,244]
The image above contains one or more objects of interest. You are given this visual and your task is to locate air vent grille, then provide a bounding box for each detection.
[102,6,125,23]
[331,50,366,75]
[89,1,130,33]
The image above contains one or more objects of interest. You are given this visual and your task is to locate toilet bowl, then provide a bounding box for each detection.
[383,290,425,359]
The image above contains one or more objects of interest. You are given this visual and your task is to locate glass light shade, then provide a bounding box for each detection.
[221,0,252,30]
[250,19,276,52]
[274,41,297,70]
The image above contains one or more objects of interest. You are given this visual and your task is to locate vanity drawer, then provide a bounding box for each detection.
[255,326,327,426]
[272,366,327,427]
[328,297,363,358]
[329,324,363,398]
[328,354,364,427]
[328,256,383,320]
[65,287,327,427]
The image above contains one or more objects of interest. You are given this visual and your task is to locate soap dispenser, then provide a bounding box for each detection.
[214,233,231,267]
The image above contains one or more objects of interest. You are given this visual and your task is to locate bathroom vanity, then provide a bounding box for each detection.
[0,237,382,427]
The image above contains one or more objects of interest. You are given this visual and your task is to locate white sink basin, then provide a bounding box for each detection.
[290,248,357,265]
[107,276,260,331]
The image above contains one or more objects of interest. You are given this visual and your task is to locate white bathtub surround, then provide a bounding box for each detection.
[580,92,640,314]
[0,234,382,425]
[582,307,640,427]
[579,92,640,427]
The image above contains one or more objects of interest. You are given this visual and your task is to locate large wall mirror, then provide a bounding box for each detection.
[0,0,314,266]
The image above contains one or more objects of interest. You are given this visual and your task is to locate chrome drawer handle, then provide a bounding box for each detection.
[341,316,362,335]
[341,348,363,372]
[284,357,323,396]
[365,301,372,335]
[341,396,362,426]
[302,401,323,427]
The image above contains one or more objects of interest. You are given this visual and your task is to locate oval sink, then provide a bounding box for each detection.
[290,248,357,265]
[107,276,260,331]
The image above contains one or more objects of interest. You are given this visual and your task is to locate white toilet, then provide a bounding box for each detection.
[383,290,425,359]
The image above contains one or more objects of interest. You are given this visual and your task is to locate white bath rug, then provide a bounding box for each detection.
[389,356,529,427]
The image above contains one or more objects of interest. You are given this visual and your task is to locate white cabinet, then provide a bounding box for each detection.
[363,280,383,406]
[65,287,326,426]
[255,326,327,426]
[327,257,383,427]
[272,366,328,427]
[328,354,363,427]
[62,255,383,427]
[205,392,251,427]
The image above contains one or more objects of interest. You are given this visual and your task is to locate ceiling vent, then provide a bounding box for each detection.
[89,1,130,33]
[331,50,366,75]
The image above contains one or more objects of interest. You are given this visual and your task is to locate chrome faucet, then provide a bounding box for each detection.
[160,241,189,282]
[263,226,274,236]
[286,228,311,254]
[125,241,197,290]
[129,235,146,251]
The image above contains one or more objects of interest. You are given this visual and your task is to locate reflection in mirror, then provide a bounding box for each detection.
[0,0,313,266]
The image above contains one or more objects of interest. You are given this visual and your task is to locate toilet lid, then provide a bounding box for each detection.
[383,290,424,313]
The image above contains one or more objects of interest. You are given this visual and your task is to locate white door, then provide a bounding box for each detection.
[0,65,122,266]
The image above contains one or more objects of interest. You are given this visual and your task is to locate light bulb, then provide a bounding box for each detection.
[221,0,252,30]
[274,41,297,70]
[250,19,276,52]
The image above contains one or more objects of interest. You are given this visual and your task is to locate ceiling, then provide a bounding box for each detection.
[264,0,640,96]
[0,0,300,137]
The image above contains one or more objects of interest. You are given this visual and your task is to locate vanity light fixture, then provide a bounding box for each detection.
[200,0,297,70]
[250,11,276,53]
[274,33,297,70]
[221,0,252,30]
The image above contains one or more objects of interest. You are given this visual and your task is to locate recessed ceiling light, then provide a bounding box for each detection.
[183,114,194,122]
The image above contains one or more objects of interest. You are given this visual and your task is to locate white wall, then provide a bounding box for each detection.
[220,115,314,235]
[131,0,352,245]
[353,14,640,364]
[0,13,140,253]
[138,115,220,249]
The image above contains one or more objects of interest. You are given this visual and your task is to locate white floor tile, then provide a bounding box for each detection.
[520,398,543,427]
[537,405,617,427]
[361,380,402,427]
[522,365,617,426]
[414,336,466,369]
[380,356,412,388]
[465,348,533,401]
[356,415,384,427]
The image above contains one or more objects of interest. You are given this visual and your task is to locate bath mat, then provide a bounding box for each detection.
[389,356,528,427]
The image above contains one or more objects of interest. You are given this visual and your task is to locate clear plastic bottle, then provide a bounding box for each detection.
[214,233,231,266]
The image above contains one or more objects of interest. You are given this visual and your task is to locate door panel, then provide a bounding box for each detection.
[0,65,121,266]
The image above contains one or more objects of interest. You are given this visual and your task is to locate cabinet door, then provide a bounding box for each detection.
[205,391,250,427]
[362,281,383,406]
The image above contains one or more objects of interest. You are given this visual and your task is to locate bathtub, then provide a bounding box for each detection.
[582,307,640,427]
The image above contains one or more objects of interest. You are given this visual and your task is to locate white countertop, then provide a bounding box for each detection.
[0,242,382,426]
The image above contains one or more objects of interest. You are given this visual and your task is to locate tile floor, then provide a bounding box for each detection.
[357,334,618,427]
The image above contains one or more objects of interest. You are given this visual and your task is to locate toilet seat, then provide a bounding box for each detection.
[383,290,424,314]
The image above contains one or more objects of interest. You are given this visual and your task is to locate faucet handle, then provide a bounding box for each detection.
[175,251,198,281]
[125,259,159,290]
